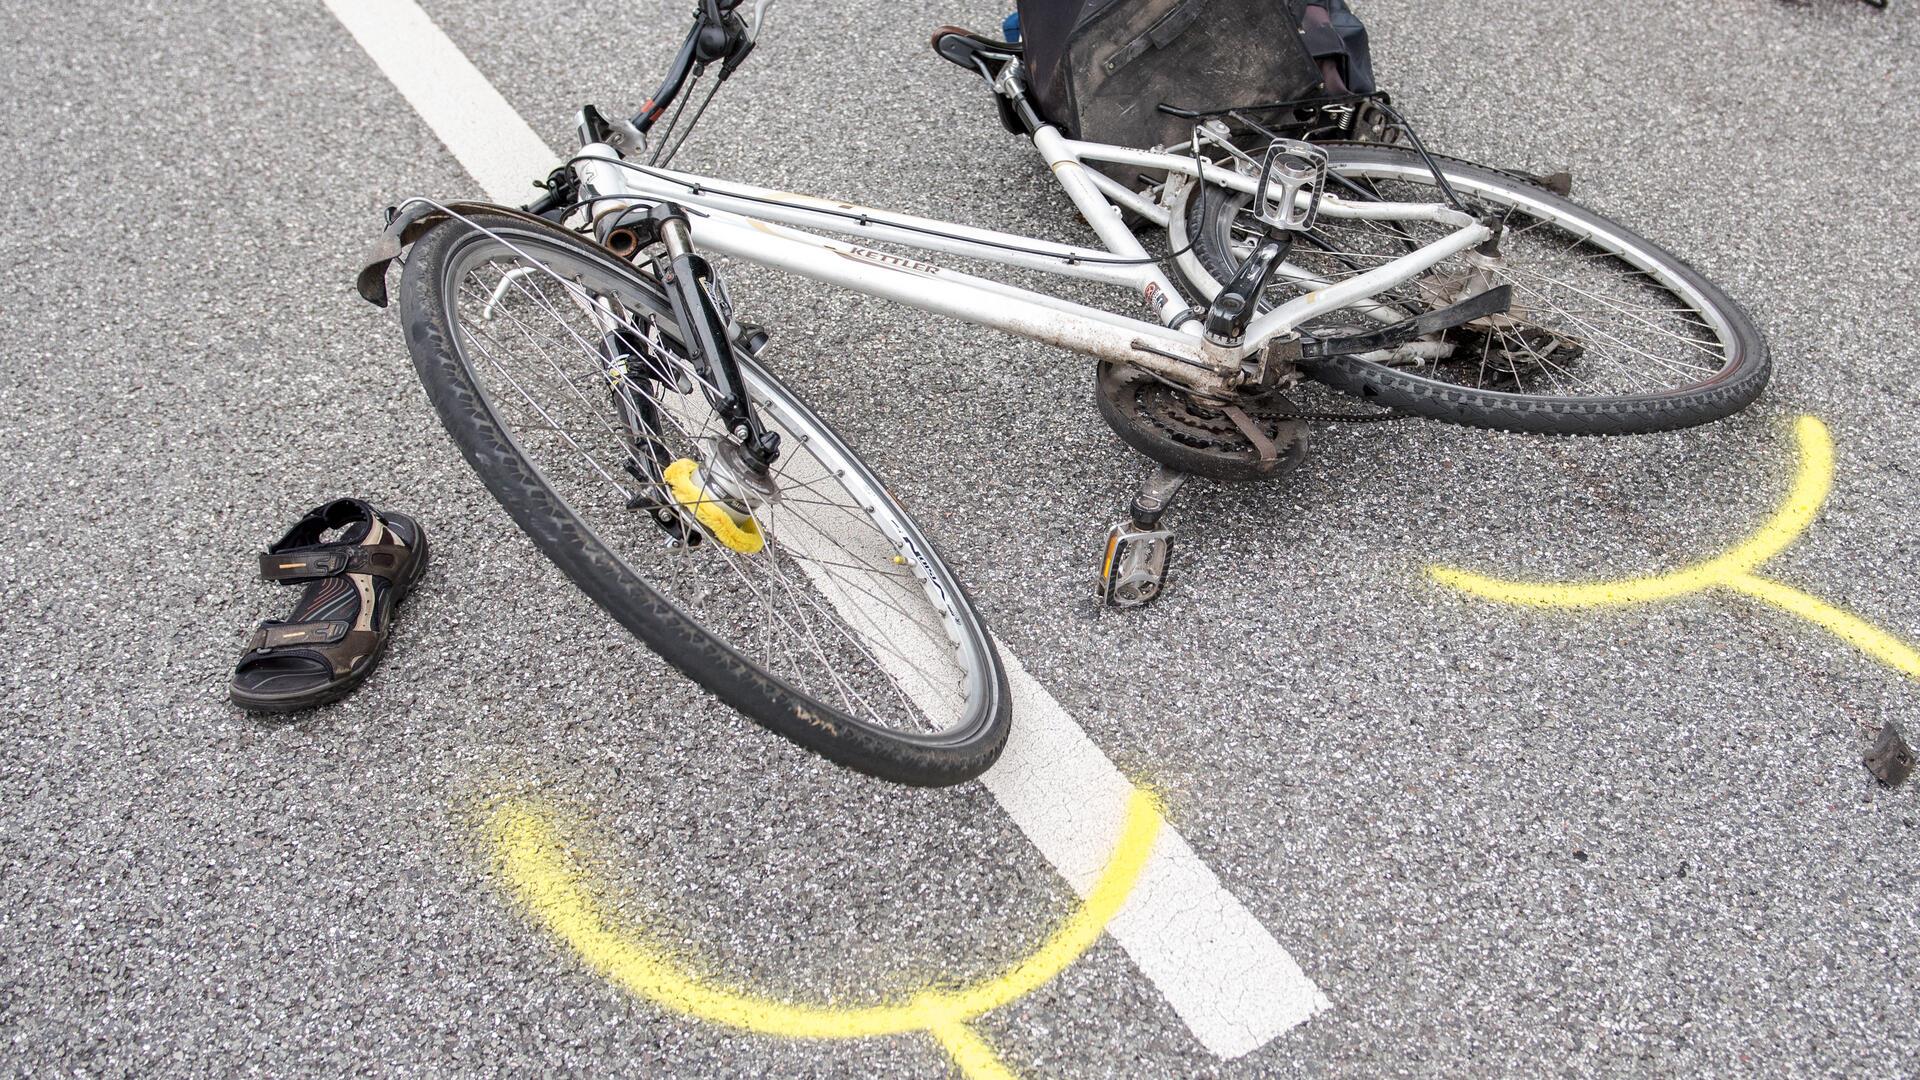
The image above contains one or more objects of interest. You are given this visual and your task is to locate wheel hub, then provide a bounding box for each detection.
[1444,318,1587,388]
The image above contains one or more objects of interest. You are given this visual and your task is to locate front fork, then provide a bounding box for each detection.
[644,204,782,471]
[575,197,782,544]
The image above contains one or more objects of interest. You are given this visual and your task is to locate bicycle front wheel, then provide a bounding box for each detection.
[1172,145,1770,435]
[396,211,1009,786]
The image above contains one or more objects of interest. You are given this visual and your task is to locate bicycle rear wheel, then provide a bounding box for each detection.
[1172,145,1770,435]
[396,211,1009,786]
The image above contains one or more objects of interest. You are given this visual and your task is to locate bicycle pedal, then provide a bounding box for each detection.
[1252,138,1329,233]
[1100,521,1174,608]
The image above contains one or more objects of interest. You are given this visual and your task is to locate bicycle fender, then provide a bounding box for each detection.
[355,200,561,307]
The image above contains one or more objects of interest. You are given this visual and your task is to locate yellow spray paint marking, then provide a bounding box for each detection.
[663,458,765,554]
[486,788,1165,1079]
[1430,415,1920,679]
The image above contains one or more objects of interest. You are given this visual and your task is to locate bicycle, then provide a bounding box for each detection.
[355,0,1769,786]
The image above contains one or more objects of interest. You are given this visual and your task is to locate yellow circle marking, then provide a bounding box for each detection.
[486,788,1165,1079]
[664,457,764,554]
[1429,415,1919,679]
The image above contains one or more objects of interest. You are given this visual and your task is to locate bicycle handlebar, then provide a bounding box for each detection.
[629,0,774,133]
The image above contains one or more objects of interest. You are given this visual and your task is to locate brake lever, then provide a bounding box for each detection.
[716,0,773,79]
[742,0,776,44]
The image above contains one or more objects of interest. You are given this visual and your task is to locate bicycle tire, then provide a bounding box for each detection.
[395,211,1010,786]
[1173,145,1770,435]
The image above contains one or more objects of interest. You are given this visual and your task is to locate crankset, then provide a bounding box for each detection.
[1094,363,1308,483]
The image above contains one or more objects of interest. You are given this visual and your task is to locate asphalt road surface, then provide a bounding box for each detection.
[4,1,1918,1076]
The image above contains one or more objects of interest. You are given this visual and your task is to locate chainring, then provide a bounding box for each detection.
[1094,362,1307,482]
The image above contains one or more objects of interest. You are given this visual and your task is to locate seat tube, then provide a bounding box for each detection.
[1031,126,1195,329]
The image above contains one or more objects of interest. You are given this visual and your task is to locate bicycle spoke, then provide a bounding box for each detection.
[1215,162,1744,399]
[444,240,978,736]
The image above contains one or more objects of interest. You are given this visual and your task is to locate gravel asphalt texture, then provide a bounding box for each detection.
[4,0,1917,1075]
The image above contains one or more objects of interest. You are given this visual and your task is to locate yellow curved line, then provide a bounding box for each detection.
[485,787,1164,1043]
[931,1021,1021,1080]
[1429,415,1833,606]
[1723,573,1920,679]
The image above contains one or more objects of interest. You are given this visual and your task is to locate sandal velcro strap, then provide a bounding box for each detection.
[250,620,351,650]
[260,550,350,581]
[259,544,413,583]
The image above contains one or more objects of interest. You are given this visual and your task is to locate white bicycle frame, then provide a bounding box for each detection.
[569,103,1490,398]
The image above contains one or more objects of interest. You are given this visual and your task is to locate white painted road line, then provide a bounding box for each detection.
[322,0,555,204]
[322,0,1328,1058]
[984,652,1329,1056]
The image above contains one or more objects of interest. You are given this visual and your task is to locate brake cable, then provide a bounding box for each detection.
[647,68,703,165]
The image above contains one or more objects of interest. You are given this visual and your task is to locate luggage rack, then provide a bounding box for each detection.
[1155,90,1404,147]
[1165,91,1471,219]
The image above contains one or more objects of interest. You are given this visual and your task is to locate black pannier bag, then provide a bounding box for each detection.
[1016,0,1376,153]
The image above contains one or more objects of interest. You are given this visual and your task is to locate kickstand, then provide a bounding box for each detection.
[1100,465,1188,607]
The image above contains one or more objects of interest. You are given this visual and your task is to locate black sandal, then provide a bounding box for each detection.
[230,499,430,713]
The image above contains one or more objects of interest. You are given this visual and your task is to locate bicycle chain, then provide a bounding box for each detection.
[1269,402,1408,424]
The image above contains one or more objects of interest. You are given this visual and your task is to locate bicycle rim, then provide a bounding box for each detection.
[1176,146,1768,433]
[413,216,1004,766]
